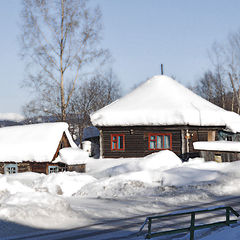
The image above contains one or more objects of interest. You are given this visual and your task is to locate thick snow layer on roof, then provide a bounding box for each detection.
[193,141,240,152]
[54,147,90,165]
[0,112,24,122]
[0,122,76,162]
[91,75,240,132]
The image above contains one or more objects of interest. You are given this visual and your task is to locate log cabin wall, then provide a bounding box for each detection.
[200,151,240,162]
[188,127,222,153]
[100,126,181,158]
[31,162,48,174]
[0,162,47,174]
[0,162,65,174]
[68,164,86,173]
[99,126,224,159]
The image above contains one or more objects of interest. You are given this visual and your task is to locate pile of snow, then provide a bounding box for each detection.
[55,147,89,165]
[2,151,240,237]
[0,172,95,229]
[0,112,25,122]
[91,75,240,133]
[76,152,240,199]
[0,122,77,162]
[194,141,240,152]
[33,172,96,197]
[0,192,81,229]
[96,150,182,178]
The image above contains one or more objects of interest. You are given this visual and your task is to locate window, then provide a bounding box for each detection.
[48,166,59,174]
[4,164,18,174]
[111,134,125,151]
[148,133,172,150]
[227,136,232,141]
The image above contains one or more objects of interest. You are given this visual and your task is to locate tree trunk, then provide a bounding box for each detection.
[60,0,66,121]
[229,73,240,111]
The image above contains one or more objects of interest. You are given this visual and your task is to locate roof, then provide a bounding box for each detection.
[193,141,240,152]
[91,75,240,132]
[54,147,89,165]
[83,126,99,140]
[0,122,77,163]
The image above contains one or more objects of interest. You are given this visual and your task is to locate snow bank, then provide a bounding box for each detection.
[0,192,81,229]
[194,141,240,152]
[34,172,96,197]
[97,150,182,178]
[91,75,240,132]
[2,153,240,234]
[0,172,95,229]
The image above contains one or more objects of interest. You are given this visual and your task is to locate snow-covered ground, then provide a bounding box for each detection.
[1,151,240,239]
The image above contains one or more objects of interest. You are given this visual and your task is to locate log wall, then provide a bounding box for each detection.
[99,126,223,159]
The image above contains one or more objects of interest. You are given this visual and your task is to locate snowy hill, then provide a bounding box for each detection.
[0,112,25,128]
[0,113,24,122]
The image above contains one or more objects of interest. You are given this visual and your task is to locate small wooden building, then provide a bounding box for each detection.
[193,140,240,162]
[90,75,240,160]
[0,122,85,174]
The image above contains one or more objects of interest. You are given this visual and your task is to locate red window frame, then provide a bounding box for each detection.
[148,133,172,150]
[111,134,125,151]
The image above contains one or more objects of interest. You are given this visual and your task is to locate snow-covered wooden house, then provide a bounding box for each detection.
[0,122,85,174]
[90,75,240,160]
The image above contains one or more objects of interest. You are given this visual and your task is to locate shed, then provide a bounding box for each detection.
[193,141,240,162]
[0,122,85,174]
[90,75,240,159]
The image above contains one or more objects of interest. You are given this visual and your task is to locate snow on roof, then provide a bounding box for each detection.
[0,122,77,163]
[91,75,240,132]
[54,147,89,165]
[0,112,25,122]
[83,126,99,140]
[193,141,240,152]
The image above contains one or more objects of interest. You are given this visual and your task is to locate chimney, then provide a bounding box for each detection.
[161,64,164,75]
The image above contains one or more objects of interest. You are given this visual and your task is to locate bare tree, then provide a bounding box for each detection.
[193,69,231,110]
[193,30,240,113]
[67,70,121,142]
[21,0,109,121]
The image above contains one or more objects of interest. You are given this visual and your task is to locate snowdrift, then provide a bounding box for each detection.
[1,150,240,235]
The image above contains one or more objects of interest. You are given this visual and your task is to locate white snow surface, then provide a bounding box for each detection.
[0,122,77,162]
[194,140,240,152]
[1,151,240,239]
[54,147,89,165]
[91,75,240,132]
[0,112,25,122]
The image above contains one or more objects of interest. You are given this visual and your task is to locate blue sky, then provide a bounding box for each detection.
[1,0,240,114]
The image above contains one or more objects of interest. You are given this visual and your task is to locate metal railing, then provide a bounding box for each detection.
[138,206,239,239]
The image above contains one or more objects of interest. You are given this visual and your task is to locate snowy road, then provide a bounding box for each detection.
[7,195,240,240]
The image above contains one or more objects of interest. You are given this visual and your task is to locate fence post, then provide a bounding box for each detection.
[190,212,195,240]
[226,208,230,226]
[148,218,152,237]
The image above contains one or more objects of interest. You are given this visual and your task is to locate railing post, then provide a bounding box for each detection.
[148,218,152,238]
[226,208,230,226]
[190,212,195,240]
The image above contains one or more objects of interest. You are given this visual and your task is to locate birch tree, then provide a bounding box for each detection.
[21,0,109,121]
